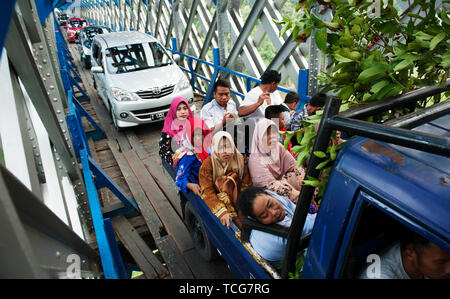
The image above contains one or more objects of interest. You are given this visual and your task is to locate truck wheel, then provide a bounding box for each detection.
[184,201,218,262]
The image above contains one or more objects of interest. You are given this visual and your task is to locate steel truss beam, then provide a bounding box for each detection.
[0,164,101,279]
[79,0,314,97]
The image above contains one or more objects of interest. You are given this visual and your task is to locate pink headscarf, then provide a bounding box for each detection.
[162,97,194,142]
[248,119,297,187]
[172,117,212,168]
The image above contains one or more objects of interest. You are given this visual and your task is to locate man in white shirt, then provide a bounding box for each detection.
[238,70,283,121]
[201,79,237,132]
[359,230,450,279]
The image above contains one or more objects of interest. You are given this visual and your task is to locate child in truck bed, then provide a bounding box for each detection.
[173,117,212,197]
[158,97,194,165]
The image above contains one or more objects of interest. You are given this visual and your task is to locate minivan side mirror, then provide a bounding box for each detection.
[172,53,181,63]
[91,66,104,73]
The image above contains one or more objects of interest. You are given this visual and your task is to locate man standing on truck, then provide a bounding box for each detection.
[360,230,450,279]
[238,70,283,121]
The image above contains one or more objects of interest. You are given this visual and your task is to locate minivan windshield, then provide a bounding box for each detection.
[68,20,87,28]
[105,42,173,74]
[82,28,110,47]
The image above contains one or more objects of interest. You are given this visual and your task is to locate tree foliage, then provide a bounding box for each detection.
[275,0,449,278]
[277,0,449,107]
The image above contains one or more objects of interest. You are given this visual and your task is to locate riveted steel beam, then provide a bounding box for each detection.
[180,0,200,52]
[223,0,267,69]
[5,12,78,181]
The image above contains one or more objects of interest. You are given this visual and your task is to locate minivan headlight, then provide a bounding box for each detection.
[112,87,138,101]
[174,76,190,93]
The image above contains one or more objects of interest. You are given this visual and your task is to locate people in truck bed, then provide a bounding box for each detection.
[237,186,316,264]
[158,97,194,165]
[200,79,237,132]
[173,117,212,197]
[238,69,283,121]
[248,118,317,212]
[281,92,300,130]
[290,92,326,131]
[199,131,252,229]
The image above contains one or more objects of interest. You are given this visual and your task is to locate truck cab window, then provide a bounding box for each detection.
[339,197,450,279]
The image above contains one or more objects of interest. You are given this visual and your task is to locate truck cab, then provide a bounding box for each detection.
[302,114,449,278]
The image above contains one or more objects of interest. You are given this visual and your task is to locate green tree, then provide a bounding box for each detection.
[276,0,449,278]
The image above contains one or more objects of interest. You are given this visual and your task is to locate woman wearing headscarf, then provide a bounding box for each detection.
[173,117,212,197]
[248,118,307,205]
[199,131,252,229]
[159,97,194,165]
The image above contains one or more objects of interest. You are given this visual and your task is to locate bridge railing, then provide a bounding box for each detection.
[54,14,139,279]
[166,37,310,110]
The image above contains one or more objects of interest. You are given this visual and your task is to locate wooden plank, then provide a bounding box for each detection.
[157,235,194,279]
[70,46,194,279]
[142,157,183,218]
[111,215,168,279]
[122,149,194,253]
[108,141,163,237]
[97,149,115,163]
[88,137,111,207]
[108,140,194,278]
[126,131,182,218]
[125,131,149,160]
[102,165,123,180]
[128,215,147,228]
[94,139,110,151]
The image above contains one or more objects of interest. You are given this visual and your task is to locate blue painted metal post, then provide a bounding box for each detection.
[0,0,18,57]
[188,58,195,92]
[297,69,310,111]
[66,90,92,158]
[104,218,128,279]
[246,78,253,92]
[171,37,178,52]
[203,48,221,107]
[80,148,124,279]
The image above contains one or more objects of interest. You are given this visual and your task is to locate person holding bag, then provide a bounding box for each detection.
[199,131,252,229]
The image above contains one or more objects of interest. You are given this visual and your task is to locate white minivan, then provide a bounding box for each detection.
[90,31,195,128]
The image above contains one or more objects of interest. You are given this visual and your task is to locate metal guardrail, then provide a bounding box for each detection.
[166,37,311,110]
[54,16,139,279]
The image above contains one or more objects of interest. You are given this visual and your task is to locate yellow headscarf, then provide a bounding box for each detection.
[210,131,245,183]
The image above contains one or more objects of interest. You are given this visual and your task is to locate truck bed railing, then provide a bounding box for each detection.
[281,80,450,278]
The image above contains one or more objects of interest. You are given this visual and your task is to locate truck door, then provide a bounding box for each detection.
[330,191,449,279]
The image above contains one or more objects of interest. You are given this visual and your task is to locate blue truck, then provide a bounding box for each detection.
[162,82,449,279]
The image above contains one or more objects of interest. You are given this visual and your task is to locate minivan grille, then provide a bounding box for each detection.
[131,104,171,116]
[136,85,175,99]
